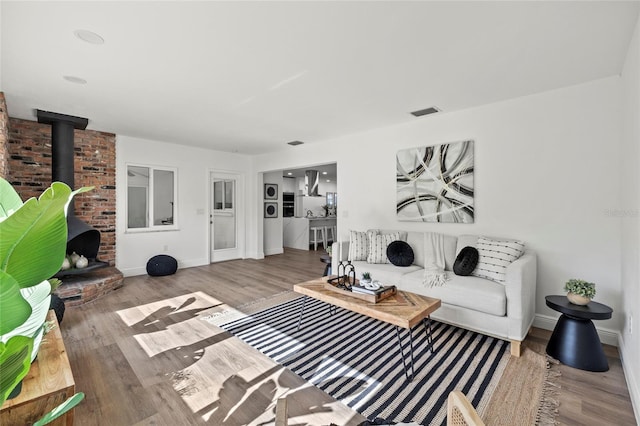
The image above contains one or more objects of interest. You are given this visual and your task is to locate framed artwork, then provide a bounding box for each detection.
[396,140,474,223]
[264,202,278,218]
[264,183,278,200]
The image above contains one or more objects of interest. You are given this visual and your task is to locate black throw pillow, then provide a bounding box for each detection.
[386,240,414,267]
[453,246,479,276]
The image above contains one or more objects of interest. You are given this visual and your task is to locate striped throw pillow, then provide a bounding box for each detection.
[367,232,401,264]
[349,230,378,261]
[472,237,525,283]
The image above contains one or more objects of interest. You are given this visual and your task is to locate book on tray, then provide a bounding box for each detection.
[351,284,396,295]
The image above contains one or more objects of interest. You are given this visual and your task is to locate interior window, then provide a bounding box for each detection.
[127,165,177,231]
[214,180,234,212]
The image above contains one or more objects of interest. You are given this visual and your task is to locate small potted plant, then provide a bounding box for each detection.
[360,272,372,285]
[564,278,596,305]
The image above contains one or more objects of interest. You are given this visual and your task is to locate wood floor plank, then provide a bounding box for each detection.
[58,249,635,425]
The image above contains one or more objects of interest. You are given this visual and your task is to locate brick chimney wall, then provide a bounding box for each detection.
[0,93,9,178]
[7,117,117,266]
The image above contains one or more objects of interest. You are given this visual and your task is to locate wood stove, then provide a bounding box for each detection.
[36,110,109,277]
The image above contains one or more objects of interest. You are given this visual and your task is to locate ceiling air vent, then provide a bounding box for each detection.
[410,107,441,117]
[287,140,304,146]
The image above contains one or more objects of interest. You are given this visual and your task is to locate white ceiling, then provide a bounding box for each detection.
[284,163,337,183]
[2,1,638,155]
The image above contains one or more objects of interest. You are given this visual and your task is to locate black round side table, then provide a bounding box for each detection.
[320,254,332,277]
[545,295,613,372]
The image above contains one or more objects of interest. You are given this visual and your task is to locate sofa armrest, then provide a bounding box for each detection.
[504,250,537,340]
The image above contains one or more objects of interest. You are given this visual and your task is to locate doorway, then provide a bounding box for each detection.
[210,171,244,262]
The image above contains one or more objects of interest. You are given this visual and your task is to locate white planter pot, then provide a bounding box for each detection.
[567,292,591,306]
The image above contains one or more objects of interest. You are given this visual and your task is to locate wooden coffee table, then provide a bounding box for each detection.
[293,278,441,381]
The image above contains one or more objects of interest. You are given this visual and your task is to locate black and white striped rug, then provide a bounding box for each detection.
[220,296,509,425]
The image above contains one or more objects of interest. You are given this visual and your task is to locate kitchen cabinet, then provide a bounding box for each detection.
[283,217,336,250]
[283,176,296,193]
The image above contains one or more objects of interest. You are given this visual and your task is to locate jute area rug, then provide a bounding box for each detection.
[204,292,559,426]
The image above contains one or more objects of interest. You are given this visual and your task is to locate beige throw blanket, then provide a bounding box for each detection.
[423,232,449,287]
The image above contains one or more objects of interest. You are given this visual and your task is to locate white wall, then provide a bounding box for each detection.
[0,2,3,90]
[116,135,252,276]
[263,171,284,255]
[254,77,624,334]
[620,13,640,422]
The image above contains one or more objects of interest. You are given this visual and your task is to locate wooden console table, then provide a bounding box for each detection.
[1,310,76,425]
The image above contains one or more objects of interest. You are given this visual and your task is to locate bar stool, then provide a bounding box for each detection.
[310,226,325,251]
[324,226,335,247]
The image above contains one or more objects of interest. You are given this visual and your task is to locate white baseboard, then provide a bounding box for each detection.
[120,266,146,277]
[264,247,284,256]
[119,257,209,277]
[533,313,619,346]
[245,249,263,259]
[618,334,640,424]
[179,258,210,269]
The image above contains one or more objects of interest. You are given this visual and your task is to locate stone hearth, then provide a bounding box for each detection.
[55,267,124,307]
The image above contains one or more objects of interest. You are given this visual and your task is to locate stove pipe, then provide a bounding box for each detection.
[36,109,101,260]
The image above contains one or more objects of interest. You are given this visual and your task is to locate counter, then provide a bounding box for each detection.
[283,217,336,250]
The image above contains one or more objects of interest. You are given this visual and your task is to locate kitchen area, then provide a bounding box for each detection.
[282,165,337,251]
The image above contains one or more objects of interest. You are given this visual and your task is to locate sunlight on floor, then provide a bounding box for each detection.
[113,292,354,424]
[116,291,223,357]
[309,356,380,409]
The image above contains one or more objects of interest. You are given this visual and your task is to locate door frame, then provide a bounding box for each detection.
[209,170,245,263]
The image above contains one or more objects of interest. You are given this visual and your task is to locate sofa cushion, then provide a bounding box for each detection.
[453,246,479,276]
[351,260,421,285]
[349,230,378,261]
[387,240,414,267]
[398,270,507,316]
[456,234,479,255]
[375,229,408,241]
[367,232,401,264]
[407,232,457,270]
[472,237,525,283]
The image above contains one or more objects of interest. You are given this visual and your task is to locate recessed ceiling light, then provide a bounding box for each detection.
[74,29,104,45]
[63,75,87,84]
[287,172,293,176]
[322,171,327,175]
[287,140,304,146]
[326,179,331,182]
[410,106,441,117]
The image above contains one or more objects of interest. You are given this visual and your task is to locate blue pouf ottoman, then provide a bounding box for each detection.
[146,255,178,276]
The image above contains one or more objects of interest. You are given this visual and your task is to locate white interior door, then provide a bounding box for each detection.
[210,172,244,262]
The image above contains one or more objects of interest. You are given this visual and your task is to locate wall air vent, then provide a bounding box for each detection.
[410,107,441,117]
[287,140,304,146]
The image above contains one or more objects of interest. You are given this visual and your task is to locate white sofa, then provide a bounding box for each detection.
[331,231,537,356]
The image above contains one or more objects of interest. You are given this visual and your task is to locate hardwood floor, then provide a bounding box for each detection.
[60,249,636,425]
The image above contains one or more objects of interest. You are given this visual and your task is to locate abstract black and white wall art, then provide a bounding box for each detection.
[396,140,474,223]
[264,202,278,218]
[264,183,278,200]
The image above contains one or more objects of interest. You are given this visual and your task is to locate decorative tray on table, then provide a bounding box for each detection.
[325,277,396,303]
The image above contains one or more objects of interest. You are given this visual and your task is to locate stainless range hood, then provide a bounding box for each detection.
[305,170,320,196]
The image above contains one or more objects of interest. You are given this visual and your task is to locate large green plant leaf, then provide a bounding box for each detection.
[0,178,23,220]
[0,182,91,288]
[0,271,31,335]
[33,392,85,426]
[2,280,52,362]
[0,335,33,405]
